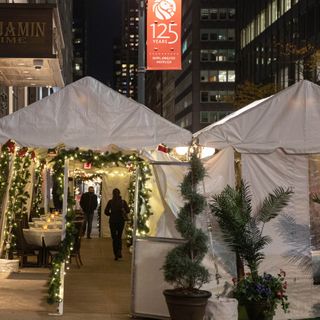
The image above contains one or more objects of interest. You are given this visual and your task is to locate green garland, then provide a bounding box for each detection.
[47,148,153,304]
[2,148,33,258]
[74,173,102,181]
[47,196,76,304]
[125,162,152,246]
[0,141,13,210]
[31,159,45,218]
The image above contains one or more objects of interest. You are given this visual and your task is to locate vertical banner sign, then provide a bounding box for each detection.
[147,0,181,70]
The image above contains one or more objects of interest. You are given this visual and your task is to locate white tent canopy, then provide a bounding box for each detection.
[0,76,192,150]
[195,80,320,319]
[195,80,320,154]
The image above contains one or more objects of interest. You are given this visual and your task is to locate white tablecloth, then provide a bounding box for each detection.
[29,220,62,229]
[23,228,62,247]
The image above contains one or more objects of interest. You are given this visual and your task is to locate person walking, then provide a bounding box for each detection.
[80,186,98,239]
[104,188,129,260]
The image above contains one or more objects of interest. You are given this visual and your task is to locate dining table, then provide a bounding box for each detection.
[23,220,63,266]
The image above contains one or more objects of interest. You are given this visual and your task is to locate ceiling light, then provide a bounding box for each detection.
[200,147,215,159]
[33,59,43,70]
[175,147,189,156]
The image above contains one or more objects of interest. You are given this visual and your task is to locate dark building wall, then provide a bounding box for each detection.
[146,71,163,115]
[58,0,73,85]
[73,0,87,81]
[112,38,122,90]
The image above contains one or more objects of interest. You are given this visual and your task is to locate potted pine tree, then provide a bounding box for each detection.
[210,181,293,320]
[162,151,211,320]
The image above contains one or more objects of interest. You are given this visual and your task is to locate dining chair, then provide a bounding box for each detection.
[70,220,84,268]
[22,213,29,229]
[14,220,41,267]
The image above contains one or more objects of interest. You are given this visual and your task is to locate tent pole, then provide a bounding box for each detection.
[43,166,49,214]
[133,166,140,239]
[57,159,69,315]
[130,166,140,315]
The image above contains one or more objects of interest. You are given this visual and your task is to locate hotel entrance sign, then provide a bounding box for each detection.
[0,5,54,58]
[147,0,181,70]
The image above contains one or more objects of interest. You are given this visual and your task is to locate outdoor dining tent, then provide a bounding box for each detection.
[0,76,192,149]
[195,80,320,319]
[0,76,193,316]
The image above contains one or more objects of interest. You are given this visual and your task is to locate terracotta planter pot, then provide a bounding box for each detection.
[245,301,274,320]
[163,289,212,320]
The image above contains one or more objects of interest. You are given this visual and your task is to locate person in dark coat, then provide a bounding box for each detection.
[80,186,98,239]
[104,188,129,260]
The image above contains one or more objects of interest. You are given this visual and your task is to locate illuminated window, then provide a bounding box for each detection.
[228,70,235,82]
[228,8,235,19]
[200,111,232,123]
[201,29,235,41]
[200,71,209,82]
[200,9,209,20]
[201,8,235,20]
[200,90,234,103]
[219,8,227,20]
[272,0,277,23]
[285,0,291,11]
[200,50,209,61]
[200,70,235,83]
[200,111,209,123]
[218,70,227,82]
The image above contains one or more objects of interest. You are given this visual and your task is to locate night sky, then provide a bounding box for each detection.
[85,0,121,85]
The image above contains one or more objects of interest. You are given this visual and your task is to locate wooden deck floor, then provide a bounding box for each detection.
[0,236,133,320]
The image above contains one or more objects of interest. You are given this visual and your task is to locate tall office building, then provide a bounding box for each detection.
[72,0,87,81]
[237,0,320,87]
[0,0,73,116]
[114,0,139,99]
[146,0,236,132]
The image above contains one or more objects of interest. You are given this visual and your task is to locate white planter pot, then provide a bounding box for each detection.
[0,258,19,273]
[204,297,238,320]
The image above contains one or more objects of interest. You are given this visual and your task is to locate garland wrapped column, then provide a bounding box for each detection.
[2,148,33,258]
[31,159,45,218]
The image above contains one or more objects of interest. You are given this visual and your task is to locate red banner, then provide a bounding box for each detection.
[147,0,181,70]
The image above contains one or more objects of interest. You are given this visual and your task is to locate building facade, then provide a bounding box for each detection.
[146,0,236,132]
[237,0,320,87]
[0,0,73,116]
